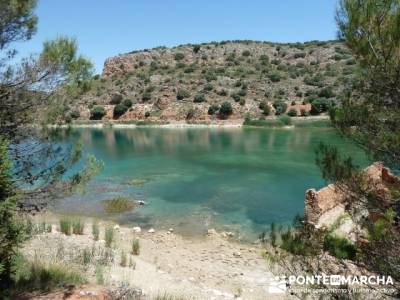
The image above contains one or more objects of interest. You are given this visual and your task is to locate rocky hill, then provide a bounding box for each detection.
[65,40,356,123]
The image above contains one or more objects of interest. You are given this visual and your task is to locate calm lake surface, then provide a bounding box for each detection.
[55,126,369,239]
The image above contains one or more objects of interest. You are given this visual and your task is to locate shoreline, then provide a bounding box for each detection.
[22,211,282,300]
[55,115,330,129]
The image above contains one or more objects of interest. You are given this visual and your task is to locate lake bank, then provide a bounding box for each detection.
[56,115,330,129]
[21,212,284,300]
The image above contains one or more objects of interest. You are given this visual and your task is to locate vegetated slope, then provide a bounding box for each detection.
[66,40,357,123]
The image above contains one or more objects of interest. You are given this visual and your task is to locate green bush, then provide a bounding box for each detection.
[70,110,80,119]
[123,99,133,108]
[318,87,335,98]
[219,101,233,119]
[300,108,308,116]
[193,45,201,53]
[242,50,251,57]
[194,93,206,103]
[310,98,332,115]
[279,115,292,125]
[90,106,106,120]
[142,92,152,102]
[186,108,195,119]
[294,52,306,58]
[176,89,191,100]
[272,100,287,115]
[110,94,122,104]
[174,52,185,60]
[203,83,213,92]
[239,98,245,106]
[217,89,228,96]
[269,73,281,82]
[287,108,297,117]
[208,104,219,115]
[323,234,356,260]
[113,103,128,118]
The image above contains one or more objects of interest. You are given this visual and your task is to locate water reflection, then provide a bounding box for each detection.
[55,127,368,239]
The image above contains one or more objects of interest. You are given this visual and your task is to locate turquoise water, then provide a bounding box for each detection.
[55,127,369,239]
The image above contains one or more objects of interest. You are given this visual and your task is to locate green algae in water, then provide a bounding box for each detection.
[124,178,148,185]
[102,197,136,214]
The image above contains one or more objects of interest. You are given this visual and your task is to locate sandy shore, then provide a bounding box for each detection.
[21,212,287,300]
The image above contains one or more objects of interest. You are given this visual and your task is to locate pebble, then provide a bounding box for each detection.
[207,228,217,235]
[148,228,155,233]
[233,251,242,257]
[133,226,141,233]
[114,225,120,230]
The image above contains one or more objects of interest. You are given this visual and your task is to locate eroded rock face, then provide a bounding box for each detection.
[305,162,399,228]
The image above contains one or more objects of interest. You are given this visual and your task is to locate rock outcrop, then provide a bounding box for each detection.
[305,162,399,228]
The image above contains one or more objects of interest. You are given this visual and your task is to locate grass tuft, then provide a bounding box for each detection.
[72,219,84,235]
[59,219,72,235]
[105,226,114,248]
[131,239,140,255]
[92,223,99,241]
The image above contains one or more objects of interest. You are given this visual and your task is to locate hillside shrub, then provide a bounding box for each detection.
[177,89,191,100]
[287,108,297,117]
[193,45,201,53]
[208,104,219,115]
[219,101,233,119]
[110,94,122,104]
[294,52,306,59]
[123,99,133,107]
[310,98,332,115]
[242,50,251,57]
[174,52,185,60]
[279,115,292,125]
[269,73,281,82]
[70,110,80,119]
[273,100,287,115]
[90,106,106,120]
[142,92,151,102]
[194,93,206,103]
[113,103,128,118]
[186,108,196,119]
[203,83,213,92]
[323,234,356,260]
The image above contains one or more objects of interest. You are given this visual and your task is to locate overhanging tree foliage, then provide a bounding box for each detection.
[334,0,400,167]
[0,0,102,293]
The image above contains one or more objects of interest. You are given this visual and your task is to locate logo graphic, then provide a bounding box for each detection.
[268,275,287,294]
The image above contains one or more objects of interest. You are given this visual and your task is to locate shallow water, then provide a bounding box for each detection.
[54,127,369,240]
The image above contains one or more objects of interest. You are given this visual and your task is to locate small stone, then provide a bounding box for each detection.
[207,228,217,235]
[148,228,155,233]
[138,200,146,205]
[133,226,141,233]
[114,225,120,230]
[233,251,242,257]
[168,228,174,232]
